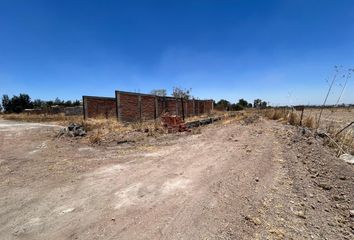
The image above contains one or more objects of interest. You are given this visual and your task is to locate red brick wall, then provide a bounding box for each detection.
[141,95,156,120]
[165,99,177,115]
[204,100,213,113]
[187,100,194,117]
[83,96,116,119]
[117,92,139,122]
[84,91,213,122]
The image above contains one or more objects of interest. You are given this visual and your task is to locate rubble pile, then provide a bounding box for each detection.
[58,123,86,137]
[161,114,189,133]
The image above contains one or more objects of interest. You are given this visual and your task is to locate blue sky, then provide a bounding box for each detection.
[0,0,353,105]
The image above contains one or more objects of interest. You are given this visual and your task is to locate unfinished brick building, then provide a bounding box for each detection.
[83,90,214,122]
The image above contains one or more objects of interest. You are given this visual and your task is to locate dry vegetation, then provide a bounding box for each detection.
[1,111,247,145]
[1,113,82,124]
[263,107,354,155]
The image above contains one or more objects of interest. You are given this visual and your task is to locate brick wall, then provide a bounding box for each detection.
[83,96,117,119]
[64,106,83,116]
[115,91,214,122]
[116,92,139,122]
[84,91,213,122]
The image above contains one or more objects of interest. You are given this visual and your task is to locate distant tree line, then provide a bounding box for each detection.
[214,98,268,111]
[149,88,269,111]
[1,93,81,113]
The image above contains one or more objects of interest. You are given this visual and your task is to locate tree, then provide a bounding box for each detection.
[64,100,72,106]
[215,99,231,110]
[10,94,32,113]
[253,99,268,109]
[172,87,192,99]
[0,103,2,112]
[253,99,262,108]
[230,103,244,111]
[237,99,248,108]
[33,99,45,109]
[2,95,11,113]
[72,100,81,106]
[150,89,167,97]
[54,97,63,106]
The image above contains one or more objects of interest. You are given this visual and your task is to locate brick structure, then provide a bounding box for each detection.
[83,96,117,119]
[83,91,214,122]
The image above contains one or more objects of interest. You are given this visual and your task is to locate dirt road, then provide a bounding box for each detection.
[0,118,353,239]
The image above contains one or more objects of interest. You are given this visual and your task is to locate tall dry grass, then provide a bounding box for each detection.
[264,109,288,120]
[303,116,315,128]
[2,113,83,124]
[263,108,353,155]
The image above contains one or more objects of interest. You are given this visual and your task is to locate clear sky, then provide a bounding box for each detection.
[0,0,353,105]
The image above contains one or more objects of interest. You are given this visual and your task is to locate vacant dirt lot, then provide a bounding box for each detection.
[0,117,353,240]
[302,108,354,130]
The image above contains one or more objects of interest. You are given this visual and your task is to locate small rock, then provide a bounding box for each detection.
[317,182,332,190]
[255,177,259,182]
[349,210,354,217]
[333,195,345,201]
[294,210,306,219]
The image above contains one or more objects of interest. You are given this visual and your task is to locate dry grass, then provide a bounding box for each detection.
[264,109,288,121]
[324,122,354,155]
[88,129,104,144]
[263,108,354,155]
[288,112,300,126]
[264,109,313,128]
[303,116,315,128]
[1,113,82,125]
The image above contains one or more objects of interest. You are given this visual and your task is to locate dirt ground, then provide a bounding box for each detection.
[0,116,353,240]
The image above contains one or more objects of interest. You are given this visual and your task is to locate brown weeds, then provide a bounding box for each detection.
[2,113,82,124]
[288,112,300,126]
[303,116,315,128]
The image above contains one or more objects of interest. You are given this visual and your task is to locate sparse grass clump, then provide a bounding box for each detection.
[288,112,300,126]
[303,116,315,128]
[263,109,288,121]
[89,130,103,144]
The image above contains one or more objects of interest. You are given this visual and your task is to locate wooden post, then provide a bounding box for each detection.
[116,91,121,121]
[154,96,158,119]
[300,106,304,126]
[138,95,142,122]
[181,97,185,121]
[82,96,87,120]
[193,99,196,116]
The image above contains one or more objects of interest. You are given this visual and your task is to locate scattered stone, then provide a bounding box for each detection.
[310,173,319,178]
[294,210,306,219]
[349,210,354,217]
[333,195,345,201]
[57,123,86,137]
[316,130,327,138]
[255,177,259,182]
[339,154,354,165]
[317,182,332,191]
[245,215,262,225]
